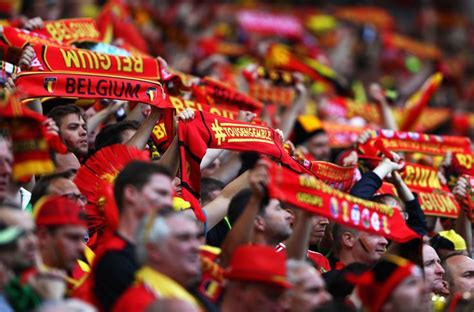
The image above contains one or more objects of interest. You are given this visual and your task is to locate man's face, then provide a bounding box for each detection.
[386,268,431,312]
[54,152,80,175]
[352,231,388,265]
[306,133,331,162]
[59,114,88,157]
[135,174,173,217]
[0,139,13,201]
[243,282,286,312]
[422,244,445,293]
[309,215,329,245]
[263,199,293,244]
[158,216,202,286]
[48,178,86,207]
[289,266,332,312]
[446,255,474,294]
[43,225,87,271]
[0,210,37,271]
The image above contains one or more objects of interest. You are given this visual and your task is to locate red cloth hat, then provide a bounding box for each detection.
[33,195,87,227]
[224,245,291,289]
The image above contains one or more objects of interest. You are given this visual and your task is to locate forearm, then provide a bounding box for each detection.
[126,109,161,149]
[379,100,398,131]
[156,136,179,177]
[285,210,312,260]
[201,149,225,170]
[279,89,306,140]
[455,206,472,256]
[212,153,243,184]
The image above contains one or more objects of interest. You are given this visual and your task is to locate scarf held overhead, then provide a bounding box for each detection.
[15,71,171,107]
[268,163,419,243]
[178,111,302,221]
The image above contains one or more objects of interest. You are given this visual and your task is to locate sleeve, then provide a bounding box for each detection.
[93,251,137,312]
[404,194,428,236]
[349,171,383,200]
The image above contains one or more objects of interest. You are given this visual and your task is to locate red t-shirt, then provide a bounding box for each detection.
[275,243,331,273]
[112,283,155,312]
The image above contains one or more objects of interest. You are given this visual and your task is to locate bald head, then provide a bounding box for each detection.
[146,298,199,312]
[443,255,474,294]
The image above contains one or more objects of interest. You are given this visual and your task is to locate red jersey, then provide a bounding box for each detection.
[275,243,331,273]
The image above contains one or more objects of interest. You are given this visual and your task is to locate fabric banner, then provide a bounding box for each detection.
[306,161,356,192]
[382,32,442,60]
[15,71,171,107]
[400,163,460,218]
[192,77,263,114]
[237,10,304,39]
[33,18,102,45]
[399,73,443,131]
[1,26,65,48]
[321,121,366,148]
[334,6,395,30]
[268,163,419,243]
[33,45,160,80]
[248,83,296,107]
[178,111,303,220]
[358,129,471,156]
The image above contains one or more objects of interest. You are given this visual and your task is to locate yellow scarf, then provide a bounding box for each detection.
[135,266,200,308]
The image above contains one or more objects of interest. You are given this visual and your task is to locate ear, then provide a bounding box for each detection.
[254,216,265,232]
[342,231,355,248]
[123,185,138,206]
[145,242,161,263]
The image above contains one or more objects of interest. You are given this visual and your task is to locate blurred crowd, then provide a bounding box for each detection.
[0,0,474,311]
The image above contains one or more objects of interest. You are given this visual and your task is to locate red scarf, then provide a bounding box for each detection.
[33,18,102,45]
[32,45,160,80]
[268,163,419,243]
[15,71,171,107]
[2,26,65,48]
[305,161,356,192]
[178,111,302,221]
[358,129,471,156]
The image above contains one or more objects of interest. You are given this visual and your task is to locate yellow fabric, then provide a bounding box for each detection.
[297,115,323,132]
[173,197,191,211]
[13,160,54,181]
[439,230,467,251]
[135,266,200,307]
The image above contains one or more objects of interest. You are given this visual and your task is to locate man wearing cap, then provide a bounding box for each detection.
[430,230,468,260]
[34,195,88,292]
[92,161,174,311]
[443,254,474,295]
[220,245,291,312]
[112,211,203,312]
[292,115,331,162]
[356,254,431,312]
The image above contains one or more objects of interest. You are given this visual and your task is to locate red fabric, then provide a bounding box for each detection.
[112,283,155,312]
[268,162,420,243]
[35,195,87,227]
[177,111,303,221]
[307,251,331,273]
[33,18,102,45]
[15,71,171,107]
[198,247,224,303]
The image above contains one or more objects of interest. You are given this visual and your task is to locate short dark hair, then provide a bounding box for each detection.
[30,170,75,207]
[47,105,85,127]
[200,177,225,205]
[114,161,172,213]
[227,188,269,226]
[94,120,140,151]
[332,223,359,254]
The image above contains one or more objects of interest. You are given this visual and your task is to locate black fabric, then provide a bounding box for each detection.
[94,234,138,312]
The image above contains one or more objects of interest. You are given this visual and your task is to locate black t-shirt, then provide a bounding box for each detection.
[93,233,138,312]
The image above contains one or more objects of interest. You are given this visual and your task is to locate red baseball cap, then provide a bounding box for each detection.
[33,195,87,227]
[224,245,291,289]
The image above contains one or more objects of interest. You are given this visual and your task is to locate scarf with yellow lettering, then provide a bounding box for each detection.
[15,71,171,107]
[178,111,302,221]
[192,77,263,114]
[134,266,199,307]
[268,161,419,242]
[2,26,65,49]
[32,18,102,45]
[358,129,471,156]
[31,45,160,80]
[306,161,357,192]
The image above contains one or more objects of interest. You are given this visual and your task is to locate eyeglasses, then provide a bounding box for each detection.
[62,193,87,204]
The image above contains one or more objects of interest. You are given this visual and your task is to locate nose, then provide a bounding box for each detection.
[435,262,445,275]
[379,236,389,247]
[320,217,329,225]
[320,290,332,304]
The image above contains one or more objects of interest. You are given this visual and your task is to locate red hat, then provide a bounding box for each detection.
[224,245,291,289]
[33,195,87,227]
